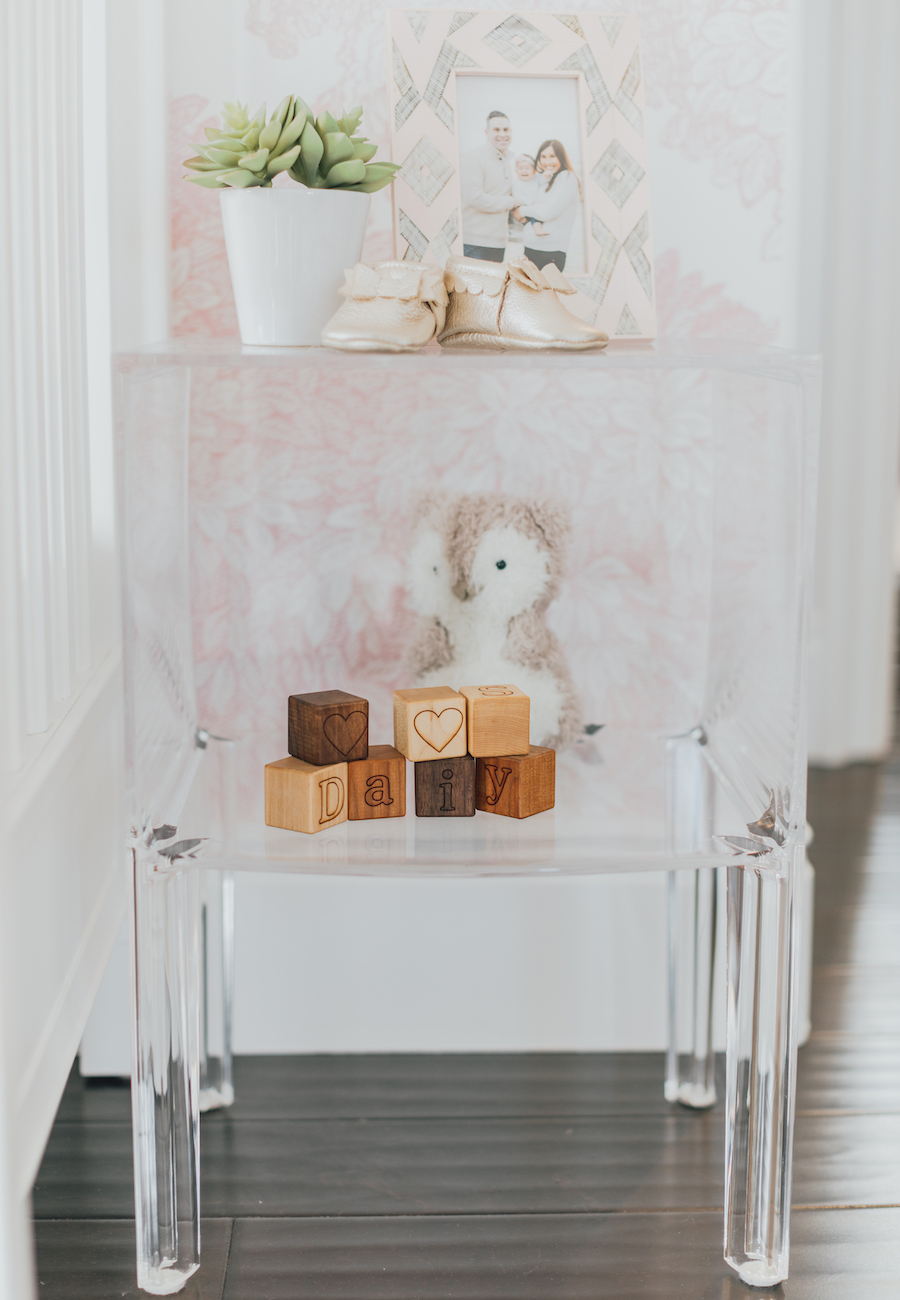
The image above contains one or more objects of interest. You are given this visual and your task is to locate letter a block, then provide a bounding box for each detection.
[393,686,468,762]
[475,746,555,819]
[288,690,368,766]
[415,755,476,817]
[459,684,530,757]
[348,744,407,821]
[265,757,348,834]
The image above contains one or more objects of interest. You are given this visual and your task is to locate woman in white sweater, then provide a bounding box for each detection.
[513,139,581,272]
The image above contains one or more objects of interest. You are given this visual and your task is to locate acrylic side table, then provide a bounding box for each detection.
[114,339,820,1294]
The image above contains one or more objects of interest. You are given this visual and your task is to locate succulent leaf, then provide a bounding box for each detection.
[316,111,340,137]
[270,108,306,158]
[351,140,378,163]
[267,143,301,177]
[339,106,364,136]
[258,118,281,152]
[325,158,367,187]
[206,146,246,166]
[241,127,261,150]
[322,131,355,172]
[238,148,270,172]
[218,168,259,188]
[273,94,293,130]
[183,155,225,171]
[299,118,324,187]
[343,162,400,193]
[185,172,228,188]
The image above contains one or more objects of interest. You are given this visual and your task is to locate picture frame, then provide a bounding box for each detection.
[387,10,656,339]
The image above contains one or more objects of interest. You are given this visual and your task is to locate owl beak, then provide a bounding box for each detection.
[451,578,469,601]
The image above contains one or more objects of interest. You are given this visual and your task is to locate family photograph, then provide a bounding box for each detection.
[456,76,587,275]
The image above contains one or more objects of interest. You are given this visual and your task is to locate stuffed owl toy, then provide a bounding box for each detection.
[404,491,584,750]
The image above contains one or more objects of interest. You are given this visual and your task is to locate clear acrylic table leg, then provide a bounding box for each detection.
[666,730,719,1110]
[666,866,719,1109]
[130,850,201,1295]
[199,869,235,1112]
[724,853,799,1287]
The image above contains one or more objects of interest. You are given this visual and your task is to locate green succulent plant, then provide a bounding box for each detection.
[183,97,399,193]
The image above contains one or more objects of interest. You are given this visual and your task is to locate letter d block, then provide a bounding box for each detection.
[415,755,475,817]
[348,745,406,821]
[265,757,348,834]
[475,746,555,819]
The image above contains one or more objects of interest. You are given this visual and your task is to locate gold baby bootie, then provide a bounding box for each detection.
[437,256,608,352]
[322,260,448,353]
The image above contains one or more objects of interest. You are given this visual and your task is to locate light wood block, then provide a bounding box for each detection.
[415,755,476,817]
[475,746,555,819]
[348,744,406,820]
[393,686,468,762]
[459,684,530,757]
[265,756,349,834]
[288,690,368,766]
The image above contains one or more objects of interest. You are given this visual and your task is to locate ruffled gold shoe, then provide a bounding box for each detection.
[321,260,448,353]
[437,256,608,352]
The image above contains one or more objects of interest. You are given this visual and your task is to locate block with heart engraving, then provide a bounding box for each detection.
[347,744,407,821]
[414,754,476,817]
[392,686,468,763]
[288,689,369,766]
[459,684,530,757]
[264,756,349,834]
[475,746,555,819]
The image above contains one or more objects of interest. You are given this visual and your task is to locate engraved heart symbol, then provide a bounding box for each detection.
[323,710,367,755]
[413,707,463,753]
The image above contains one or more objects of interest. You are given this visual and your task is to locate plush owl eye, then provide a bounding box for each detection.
[495,560,506,570]
[433,566,438,574]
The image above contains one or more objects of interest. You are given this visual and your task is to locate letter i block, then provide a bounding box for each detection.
[288,690,368,766]
[475,746,555,819]
[265,757,348,834]
[393,686,468,762]
[415,755,476,817]
[348,745,407,820]
[459,684,530,757]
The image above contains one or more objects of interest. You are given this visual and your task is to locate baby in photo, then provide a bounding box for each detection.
[509,154,545,242]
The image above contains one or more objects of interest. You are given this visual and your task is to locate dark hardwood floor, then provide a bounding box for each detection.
[31,763,900,1298]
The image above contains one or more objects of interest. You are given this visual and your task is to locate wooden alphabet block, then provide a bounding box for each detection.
[265,757,349,834]
[393,686,468,762]
[459,684,530,757]
[475,746,555,819]
[415,754,476,817]
[348,744,407,820]
[288,690,368,766]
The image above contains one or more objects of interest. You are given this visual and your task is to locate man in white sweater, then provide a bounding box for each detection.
[460,111,518,263]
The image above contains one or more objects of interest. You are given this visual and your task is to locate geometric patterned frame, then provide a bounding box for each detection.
[388,10,656,338]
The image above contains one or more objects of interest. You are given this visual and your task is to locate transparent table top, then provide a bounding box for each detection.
[116,339,819,878]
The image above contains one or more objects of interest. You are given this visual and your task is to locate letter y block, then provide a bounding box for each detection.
[475,746,555,818]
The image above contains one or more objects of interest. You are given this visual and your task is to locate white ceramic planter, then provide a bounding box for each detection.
[220,187,371,346]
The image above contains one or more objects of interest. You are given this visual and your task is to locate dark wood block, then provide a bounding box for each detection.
[288,689,368,765]
[415,755,476,817]
[476,745,555,818]
[348,744,406,820]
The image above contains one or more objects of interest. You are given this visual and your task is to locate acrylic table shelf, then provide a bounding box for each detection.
[115,338,820,1294]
